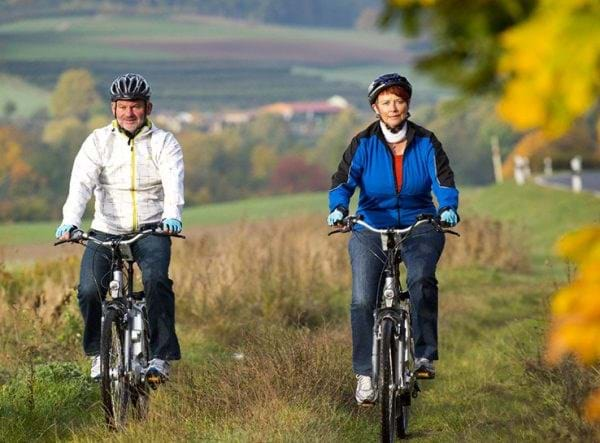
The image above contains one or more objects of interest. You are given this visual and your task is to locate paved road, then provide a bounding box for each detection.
[535,170,600,196]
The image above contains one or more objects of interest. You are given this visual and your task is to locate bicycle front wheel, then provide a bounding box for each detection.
[396,313,411,439]
[379,318,397,443]
[131,306,150,420]
[101,308,130,428]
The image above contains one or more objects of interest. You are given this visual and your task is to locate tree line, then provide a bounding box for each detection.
[0,0,379,28]
[0,69,365,222]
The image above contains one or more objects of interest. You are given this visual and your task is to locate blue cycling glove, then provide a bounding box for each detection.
[440,208,458,227]
[327,209,344,226]
[55,224,76,239]
[162,218,182,234]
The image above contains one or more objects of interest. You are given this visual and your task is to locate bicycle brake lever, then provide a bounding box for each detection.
[444,229,461,237]
[327,225,351,236]
[53,229,85,246]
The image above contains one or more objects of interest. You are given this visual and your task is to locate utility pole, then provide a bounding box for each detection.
[570,156,582,193]
[491,135,503,184]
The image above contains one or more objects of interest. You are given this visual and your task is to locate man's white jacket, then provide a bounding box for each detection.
[61,120,184,234]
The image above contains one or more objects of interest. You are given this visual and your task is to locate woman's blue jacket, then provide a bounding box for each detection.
[328,120,459,229]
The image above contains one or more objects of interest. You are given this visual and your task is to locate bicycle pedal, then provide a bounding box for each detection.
[357,400,376,408]
[415,370,435,380]
[146,378,161,389]
[146,373,166,389]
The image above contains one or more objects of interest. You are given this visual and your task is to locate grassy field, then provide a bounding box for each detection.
[1,183,599,441]
[0,192,327,247]
[0,73,49,118]
[0,14,431,112]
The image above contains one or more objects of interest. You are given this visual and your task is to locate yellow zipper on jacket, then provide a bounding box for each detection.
[130,137,138,231]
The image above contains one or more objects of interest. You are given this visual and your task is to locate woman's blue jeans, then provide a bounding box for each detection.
[348,224,445,376]
[77,231,181,361]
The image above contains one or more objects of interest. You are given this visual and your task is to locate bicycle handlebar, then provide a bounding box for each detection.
[54,227,186,247]
[328,214,460,237]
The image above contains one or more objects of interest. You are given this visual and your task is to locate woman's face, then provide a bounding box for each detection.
[372,90,409,128]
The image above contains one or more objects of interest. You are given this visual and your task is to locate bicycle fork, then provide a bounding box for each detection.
[106,268,132,379]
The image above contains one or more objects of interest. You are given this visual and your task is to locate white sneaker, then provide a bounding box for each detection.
[355,374,376,405]
[90,355,101,380]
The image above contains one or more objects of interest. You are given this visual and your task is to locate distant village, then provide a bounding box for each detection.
[153,95,352,135]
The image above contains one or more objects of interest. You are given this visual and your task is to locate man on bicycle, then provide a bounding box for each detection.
[55,73,184,383]
[327,73,459,405]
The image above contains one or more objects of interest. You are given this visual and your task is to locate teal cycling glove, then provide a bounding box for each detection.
[440,208,458,227]
[55,224,76,239]
[327,209,344,226]
[162,218,182,234]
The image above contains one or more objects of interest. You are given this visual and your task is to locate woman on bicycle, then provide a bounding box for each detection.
[327,73,459,405]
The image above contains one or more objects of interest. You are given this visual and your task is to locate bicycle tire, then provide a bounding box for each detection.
[396,313,411,439]
[131,306,150,420]
[101,307,130,428]
[379,318,397,443]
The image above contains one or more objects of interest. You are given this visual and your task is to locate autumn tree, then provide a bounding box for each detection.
[49,69,102,121]
[497,0,600,138]
[311,109,364,172]
[382,0,599,138]
[269,155,329,193]
[381,0,537,93]
[0,126,47,220]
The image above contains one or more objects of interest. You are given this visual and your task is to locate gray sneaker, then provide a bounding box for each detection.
[355,374,376,405]
[90,355,101,381]
[146,358,170,386]
[414,357,435,379]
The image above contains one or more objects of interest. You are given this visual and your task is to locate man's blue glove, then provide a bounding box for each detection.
[162,218,182,234]
[440,208,458,227]
[327,209,344,226]
[55,224,76,239]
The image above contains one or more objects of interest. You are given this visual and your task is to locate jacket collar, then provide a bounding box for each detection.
[373,119,416,148]
[111,119,154,140]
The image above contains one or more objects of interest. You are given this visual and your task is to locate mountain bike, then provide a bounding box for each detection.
[55,227,184,428]
[330,214,458,441]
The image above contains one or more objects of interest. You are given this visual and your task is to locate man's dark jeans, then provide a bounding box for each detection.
[77,231,181,360]
[348,223,445,376]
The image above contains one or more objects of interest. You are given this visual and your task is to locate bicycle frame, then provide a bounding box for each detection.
[56,228,183,383]
[370,226,415,396]
[56,227,184,427]
[105,250,146,384]
[330,214,458,439]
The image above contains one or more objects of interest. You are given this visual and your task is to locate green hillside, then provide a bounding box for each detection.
[0,14,431,112]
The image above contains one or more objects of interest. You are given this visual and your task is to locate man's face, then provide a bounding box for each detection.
[111,99,152,133]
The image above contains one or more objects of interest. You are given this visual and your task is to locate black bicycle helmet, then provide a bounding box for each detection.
[367,73,412,104]
[110,73,152,101]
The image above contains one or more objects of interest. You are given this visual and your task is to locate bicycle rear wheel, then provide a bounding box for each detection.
[101,308,130,428]
[379,318,397,443]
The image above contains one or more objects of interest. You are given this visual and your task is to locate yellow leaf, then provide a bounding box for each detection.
[584,389,600,422]
[555,225,600,263]
[498,0,600,138]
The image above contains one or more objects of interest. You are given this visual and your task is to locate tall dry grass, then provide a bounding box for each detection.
[0,214,544,440]
[171,216,350,342]
[0,214,528,356]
